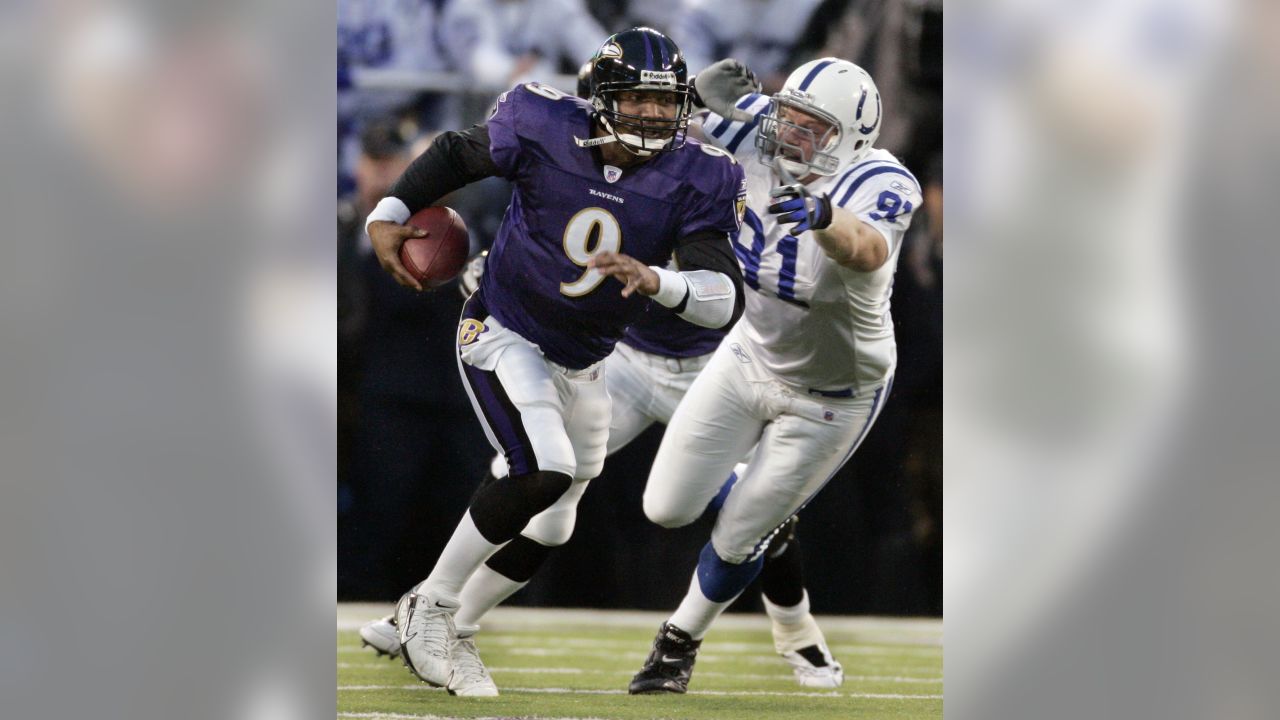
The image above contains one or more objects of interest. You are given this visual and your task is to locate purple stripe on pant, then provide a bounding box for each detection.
[457,293,539,476]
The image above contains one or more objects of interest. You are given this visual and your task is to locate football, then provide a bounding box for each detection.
[400,206,470,288]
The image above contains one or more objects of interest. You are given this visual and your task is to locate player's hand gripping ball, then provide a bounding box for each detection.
[368,206,470,291]
[399,206,470,289]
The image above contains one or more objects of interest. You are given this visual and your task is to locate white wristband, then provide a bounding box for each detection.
[648,266,691,308]
[364,197,411,234]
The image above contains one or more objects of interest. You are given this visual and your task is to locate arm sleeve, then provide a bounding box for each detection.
[661,229,746,329]
[386,124,499,215]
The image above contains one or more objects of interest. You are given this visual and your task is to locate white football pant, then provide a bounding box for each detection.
[644,324,891,563]
[457,307,609,488]
[489,341,711,545]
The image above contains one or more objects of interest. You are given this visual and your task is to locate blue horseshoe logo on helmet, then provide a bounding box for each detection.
[856,86,881,135]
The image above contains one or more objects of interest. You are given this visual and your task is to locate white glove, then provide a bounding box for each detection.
[693,59,763,123]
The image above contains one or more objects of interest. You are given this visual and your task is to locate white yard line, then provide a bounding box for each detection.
[337,661,941,683]
[339,714,613,720]
[339,645,939,667]
[492,647,938,662]
[338,685,941,700]
[337,707,611,712]
[469,635,941,654]
[337,604,942,640]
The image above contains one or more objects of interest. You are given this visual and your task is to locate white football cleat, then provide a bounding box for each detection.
[359,614,401,659]
[772,613,844,688]
[396,590,459,686]
[781,643,844,688]
[446,629,499,697]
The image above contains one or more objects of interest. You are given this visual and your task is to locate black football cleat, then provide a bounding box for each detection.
[628,622,702,694]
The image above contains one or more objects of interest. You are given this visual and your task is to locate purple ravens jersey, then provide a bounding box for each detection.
[477,82,744,369]
[622,303,727,359]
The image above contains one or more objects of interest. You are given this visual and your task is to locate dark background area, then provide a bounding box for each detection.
[337,0,942,616]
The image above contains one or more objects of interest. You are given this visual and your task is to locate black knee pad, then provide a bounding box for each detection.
[468,470,573,544]
[516,470,574,510]
[467,470,501,505]
[485,535,554,583]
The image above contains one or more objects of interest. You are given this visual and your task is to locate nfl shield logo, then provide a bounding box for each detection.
[823,410,835,421]
[603,165,623,183]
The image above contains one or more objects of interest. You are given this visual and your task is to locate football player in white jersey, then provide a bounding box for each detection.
[629,57,923,694]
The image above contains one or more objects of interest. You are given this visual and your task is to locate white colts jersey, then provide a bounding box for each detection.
[702,95,922,395]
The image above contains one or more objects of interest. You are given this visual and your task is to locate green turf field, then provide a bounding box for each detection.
[338,604,942,720]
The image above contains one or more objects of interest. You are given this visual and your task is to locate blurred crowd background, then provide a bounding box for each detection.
[336,0,944,615]
[5,0,1279,718]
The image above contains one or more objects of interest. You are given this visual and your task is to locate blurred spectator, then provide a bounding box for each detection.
[814,0,942,163]
[617,0,685,34]
[338,118,413,369]
[439,0,607,91]
[338,0,447,194]
[907,153,943,291]
[674,0,825,84]
[337,119,490,599]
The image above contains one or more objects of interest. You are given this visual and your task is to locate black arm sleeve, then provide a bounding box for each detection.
[387,124,500,214]
[673,229,746,328]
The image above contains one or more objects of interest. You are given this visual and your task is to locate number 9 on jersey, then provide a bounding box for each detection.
[560,207,622,297]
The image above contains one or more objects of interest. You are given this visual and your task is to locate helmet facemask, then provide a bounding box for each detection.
[756,93,843,178]
[593,84,694,156]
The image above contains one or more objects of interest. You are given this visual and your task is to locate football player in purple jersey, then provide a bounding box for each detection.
[363,27,746,695]
[359,59,847,692]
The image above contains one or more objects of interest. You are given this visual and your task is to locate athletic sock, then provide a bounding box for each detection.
[455,564,530,629]
[417,511,503,598]
[763,590,811,626]
[669,542,765,639]
[669,574,735,640]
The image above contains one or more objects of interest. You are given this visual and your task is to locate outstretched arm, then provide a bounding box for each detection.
[768,181,896,272]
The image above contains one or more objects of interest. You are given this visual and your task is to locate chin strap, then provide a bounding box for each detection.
[573,134,617,148]
[573,131,658,157]
[575,114,661,156]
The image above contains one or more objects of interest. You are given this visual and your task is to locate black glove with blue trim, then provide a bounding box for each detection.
[767,184,833,234]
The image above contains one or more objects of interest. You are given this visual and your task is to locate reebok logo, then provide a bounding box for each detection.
[640,70,677,85]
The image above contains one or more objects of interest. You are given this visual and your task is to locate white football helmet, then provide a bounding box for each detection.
[756,58,882,178]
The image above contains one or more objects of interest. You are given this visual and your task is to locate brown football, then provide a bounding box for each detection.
[399,206,470,288]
